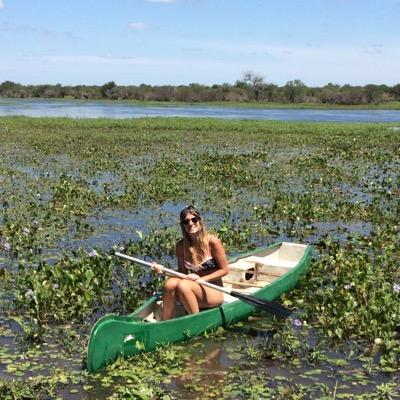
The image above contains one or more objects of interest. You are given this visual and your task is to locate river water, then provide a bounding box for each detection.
[1,98,400,122]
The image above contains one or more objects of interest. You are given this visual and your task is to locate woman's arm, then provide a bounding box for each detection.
[153,241,187,276]
[200,235,229,282]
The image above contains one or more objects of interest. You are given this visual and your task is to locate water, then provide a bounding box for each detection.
[1,98,400,122]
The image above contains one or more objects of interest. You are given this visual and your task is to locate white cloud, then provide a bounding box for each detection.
[0,0,4,9]
[2,41,400,86]
[128,22,148,31]
[0,53,241,85]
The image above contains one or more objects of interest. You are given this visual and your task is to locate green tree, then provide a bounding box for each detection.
[283,80,306,103]
[0,80,23,97]
[363,84,385,104]
[101,81,117,98]
[261,83,279,102]
[389,84,400,100]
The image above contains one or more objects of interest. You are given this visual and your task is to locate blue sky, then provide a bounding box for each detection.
[0,0,399,87]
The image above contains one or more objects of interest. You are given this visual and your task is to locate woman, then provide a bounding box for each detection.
[153,205,229,320]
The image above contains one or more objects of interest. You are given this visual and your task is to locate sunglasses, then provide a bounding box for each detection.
[181,217,200,225]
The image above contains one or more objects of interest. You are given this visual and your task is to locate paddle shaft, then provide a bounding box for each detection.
[115,252,234,296]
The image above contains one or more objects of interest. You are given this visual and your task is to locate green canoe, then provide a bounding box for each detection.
[87,241,312,373]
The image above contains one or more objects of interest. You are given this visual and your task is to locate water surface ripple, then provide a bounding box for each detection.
[1,98,400,122]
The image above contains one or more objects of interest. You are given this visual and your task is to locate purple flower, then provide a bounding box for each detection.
[53,283,59,290]
[22,227,30,236]
[393,283,400,293]
[293,318,302,327]
[33,219,39,226]
[139,275,151,288]
[25,289,35,299]
[88,249,98,258]
[3,242,11,251]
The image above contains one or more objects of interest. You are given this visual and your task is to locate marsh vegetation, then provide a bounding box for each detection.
[0,117,399,399]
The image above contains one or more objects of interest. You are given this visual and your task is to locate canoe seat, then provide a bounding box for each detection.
[242,256,295,280]
[226,260,258,284]
[228,259,257,271]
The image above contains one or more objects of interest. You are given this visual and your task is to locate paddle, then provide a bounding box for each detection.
[115,252,293,318]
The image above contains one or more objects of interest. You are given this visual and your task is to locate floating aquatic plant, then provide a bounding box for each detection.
[0,116,398,398]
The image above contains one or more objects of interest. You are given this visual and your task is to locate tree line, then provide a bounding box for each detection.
[1,72,399,105]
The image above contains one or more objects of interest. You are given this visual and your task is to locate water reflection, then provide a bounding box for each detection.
[1,98,400,122]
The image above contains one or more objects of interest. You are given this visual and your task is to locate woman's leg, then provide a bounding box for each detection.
[176,280,223,314]
[162,277,181,320]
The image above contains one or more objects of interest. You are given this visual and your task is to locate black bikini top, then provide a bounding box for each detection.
[184,257,218,272]
[201,258,218,270]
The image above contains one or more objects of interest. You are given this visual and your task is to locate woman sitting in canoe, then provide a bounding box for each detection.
[152,205,229,320]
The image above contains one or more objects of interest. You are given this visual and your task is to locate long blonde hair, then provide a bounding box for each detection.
[180,206,209,267]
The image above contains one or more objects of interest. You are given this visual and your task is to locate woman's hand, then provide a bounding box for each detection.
[186,273,200,281]
[151,262,164,275]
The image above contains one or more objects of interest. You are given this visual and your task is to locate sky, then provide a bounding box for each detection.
[0,0,399,87]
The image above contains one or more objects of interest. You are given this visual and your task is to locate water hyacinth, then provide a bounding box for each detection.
[139,275,152,288]
[293,318,302,327]
[22,227,30,236]
[3,242,11,251]
[88,249,98,258]
[0,116,399,398]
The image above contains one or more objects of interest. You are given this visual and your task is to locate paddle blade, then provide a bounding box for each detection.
[230,290,293,318]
